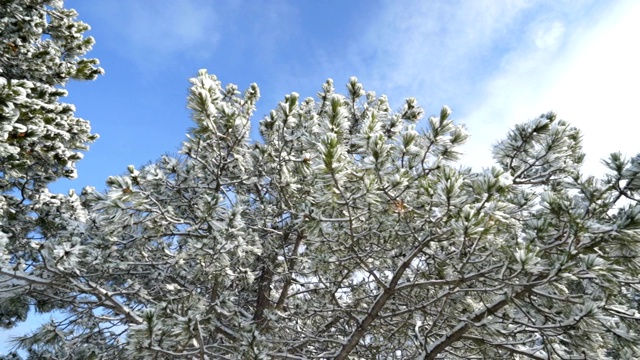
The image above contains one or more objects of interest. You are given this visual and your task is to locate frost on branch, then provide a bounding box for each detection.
[0,0,101,187]
[492,112,584,185]
[3,70,640,358]
[0,0,102,342]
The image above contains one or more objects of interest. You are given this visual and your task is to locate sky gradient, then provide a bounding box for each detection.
[51,0,640,195]
[2,0,639,352]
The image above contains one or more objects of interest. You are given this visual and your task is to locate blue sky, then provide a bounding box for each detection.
[49,0,639,195]
[2,0,640,352]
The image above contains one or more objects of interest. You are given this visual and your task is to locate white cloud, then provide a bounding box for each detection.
[331,0,638,177]
[68,0,637,177]
[349,0,533,107]
[458,1,640,175]
[533,21,565,49]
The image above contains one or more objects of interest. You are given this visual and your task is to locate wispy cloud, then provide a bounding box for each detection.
[321,0,638,176]
[457,1,640,175]
[87,0,220,66]
[67,0,638,176]
[344,0,532,109]
[532,21,565,49]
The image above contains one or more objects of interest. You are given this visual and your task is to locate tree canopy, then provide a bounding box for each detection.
[0,0,101,342]
[2,2,640,360]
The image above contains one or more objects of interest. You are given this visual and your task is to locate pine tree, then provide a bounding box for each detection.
[0,0,101,337]
[1,3,640,358]
[4,68,640,358]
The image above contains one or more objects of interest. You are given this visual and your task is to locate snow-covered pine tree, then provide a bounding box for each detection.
[4,67,639,358]
[0,0,101,338]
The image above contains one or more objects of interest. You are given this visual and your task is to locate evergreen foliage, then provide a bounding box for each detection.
[0,0,102,338]
[2,2,640,359]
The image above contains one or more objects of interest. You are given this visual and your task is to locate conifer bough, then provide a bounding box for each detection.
[2,2,640,359]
